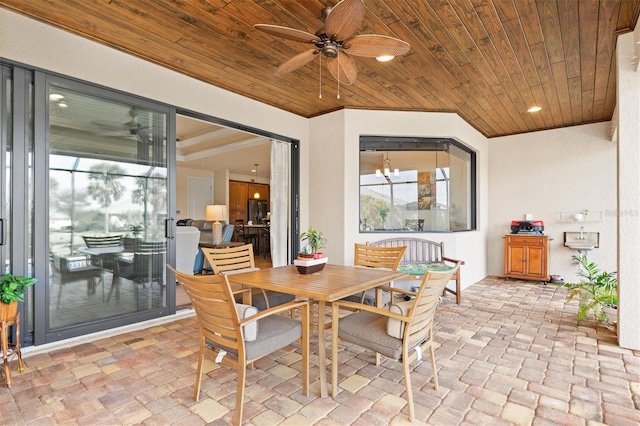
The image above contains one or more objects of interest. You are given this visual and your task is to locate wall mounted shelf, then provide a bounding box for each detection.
[558,211,604,223]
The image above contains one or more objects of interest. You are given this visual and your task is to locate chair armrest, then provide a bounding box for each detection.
[238,300,309,326]
[442,256,464,266]
[377,285,417,296]
[332,300,410,323]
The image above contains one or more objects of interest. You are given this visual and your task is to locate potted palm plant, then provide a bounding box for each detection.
[558,254,617,325]
[1,273,37,320]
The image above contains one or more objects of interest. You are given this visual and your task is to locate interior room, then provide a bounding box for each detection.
[1,1,639,424]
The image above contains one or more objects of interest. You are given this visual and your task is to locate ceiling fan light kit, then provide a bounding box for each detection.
[254,0,409,98]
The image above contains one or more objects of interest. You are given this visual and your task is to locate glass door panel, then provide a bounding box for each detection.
[1,66,11,274]
[48,86,168,330]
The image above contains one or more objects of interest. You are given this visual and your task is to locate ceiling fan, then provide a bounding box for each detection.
[92,107,150,143]
[254,0,409,88]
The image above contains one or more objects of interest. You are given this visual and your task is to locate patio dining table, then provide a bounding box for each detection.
[227,264,407,397]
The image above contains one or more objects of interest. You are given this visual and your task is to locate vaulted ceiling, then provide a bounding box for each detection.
[2,0,638,138]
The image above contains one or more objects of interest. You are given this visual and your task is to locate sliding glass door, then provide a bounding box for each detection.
[42,77,173,341]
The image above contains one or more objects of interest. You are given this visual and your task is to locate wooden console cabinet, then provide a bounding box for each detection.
[504,235,549,281]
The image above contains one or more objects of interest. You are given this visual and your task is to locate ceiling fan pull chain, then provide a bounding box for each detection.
[319,55,322,99]
[337,54,341,99]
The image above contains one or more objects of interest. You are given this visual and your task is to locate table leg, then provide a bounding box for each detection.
[317,300,328,397]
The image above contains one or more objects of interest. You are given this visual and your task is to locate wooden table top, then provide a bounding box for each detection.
[227,264,407,302]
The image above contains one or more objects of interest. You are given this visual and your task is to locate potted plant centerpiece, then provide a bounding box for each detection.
[299,226,326,259]
[1,273,37,320]
[296,227,328,274]
[558,254,617,325]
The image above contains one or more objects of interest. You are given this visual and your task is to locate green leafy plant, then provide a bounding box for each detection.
[1,273,37,305]
[558,254,617,322]
[300,226,326,254]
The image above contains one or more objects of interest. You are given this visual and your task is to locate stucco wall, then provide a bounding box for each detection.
[488,122,617,281]
[308,109,490,289]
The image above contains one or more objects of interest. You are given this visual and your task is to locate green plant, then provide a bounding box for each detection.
[128,224,144,237]
[300,226,326,254]
[1,273,37,305]
[558,254,617,322]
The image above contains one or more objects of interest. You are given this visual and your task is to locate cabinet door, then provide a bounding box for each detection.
[505,244,526,275]
[229,181,248,222]
[525,245,545,278]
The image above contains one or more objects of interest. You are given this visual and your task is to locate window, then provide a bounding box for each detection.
[359,136,475,232]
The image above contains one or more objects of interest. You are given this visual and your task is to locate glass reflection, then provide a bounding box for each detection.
[48,87,167,330]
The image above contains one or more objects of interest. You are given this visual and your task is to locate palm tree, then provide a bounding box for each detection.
[131,173,167,239]
[87,164,125,233]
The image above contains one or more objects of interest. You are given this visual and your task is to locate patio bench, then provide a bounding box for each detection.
[368,237,464,304]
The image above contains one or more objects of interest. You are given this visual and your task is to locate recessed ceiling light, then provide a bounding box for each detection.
[49,93,64,101]
[376,55,395,62]
[527,106,542,113]
[57,102,68,108]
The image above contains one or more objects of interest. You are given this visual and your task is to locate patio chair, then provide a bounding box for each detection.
[331,263,460,422]
[168,266,309,425]
[202,243,295,310]
[342,243,407,306]
[49,253,101,309]
[114,241,166,306]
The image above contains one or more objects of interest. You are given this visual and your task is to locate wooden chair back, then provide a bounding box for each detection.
[201,244,256,274]
[170,266,242,356]
[354,243,406,270]
[82,235,123,248]
[405,263,460,347]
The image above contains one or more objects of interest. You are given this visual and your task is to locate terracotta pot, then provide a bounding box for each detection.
[0,301,18,321]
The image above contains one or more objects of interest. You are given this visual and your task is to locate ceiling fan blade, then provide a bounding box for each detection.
[344,34,410,57]
[254,24,320,44]
[326,52,357,85]
[275,49,319,76]
[324,0,365,41]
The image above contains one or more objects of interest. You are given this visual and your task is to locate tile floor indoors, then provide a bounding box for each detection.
[1,276,639,425]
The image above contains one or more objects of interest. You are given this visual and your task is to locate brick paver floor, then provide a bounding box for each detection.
[2,277,639,425]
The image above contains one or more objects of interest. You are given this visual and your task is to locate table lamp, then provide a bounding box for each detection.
[205,204,228,244]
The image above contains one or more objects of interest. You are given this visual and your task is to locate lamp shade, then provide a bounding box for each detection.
[205,205,228,223]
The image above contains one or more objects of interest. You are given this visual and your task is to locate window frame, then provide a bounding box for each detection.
[359,136,476,233]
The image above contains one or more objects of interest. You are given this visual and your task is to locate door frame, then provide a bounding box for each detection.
[176,109,300,262]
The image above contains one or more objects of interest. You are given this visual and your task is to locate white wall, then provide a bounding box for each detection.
[0,8,310,225]
[616,30,640,350]
[488,123,617,281]
[308,109,490,289]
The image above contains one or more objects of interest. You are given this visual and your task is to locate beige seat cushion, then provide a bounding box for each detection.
[386,300,413,339]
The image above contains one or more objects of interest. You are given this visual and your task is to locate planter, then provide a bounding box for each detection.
[0,301,18,321]
[603,305,617,325]
[294,257,328,274]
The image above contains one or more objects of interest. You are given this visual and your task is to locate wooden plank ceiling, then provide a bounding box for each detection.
[1,0,638,138]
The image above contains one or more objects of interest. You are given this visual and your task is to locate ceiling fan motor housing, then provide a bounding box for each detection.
[320,43,339,58]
